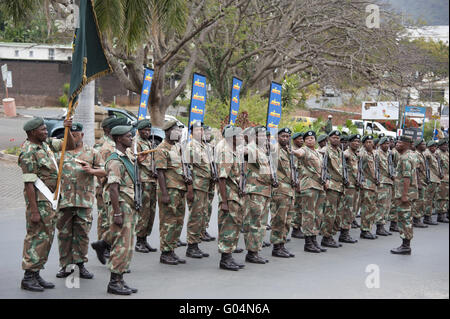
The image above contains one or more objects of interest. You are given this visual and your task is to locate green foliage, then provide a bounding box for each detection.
[424,120,440,141]
[5,146,20,156]
[58,83,69,108]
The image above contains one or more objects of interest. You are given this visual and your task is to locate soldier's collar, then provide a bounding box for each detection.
[115,148,127,157]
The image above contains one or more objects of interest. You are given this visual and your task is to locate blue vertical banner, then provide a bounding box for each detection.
[229,77,243,125]
[266,81,283,140]
[137,68,154,120]
[188,73,207,134]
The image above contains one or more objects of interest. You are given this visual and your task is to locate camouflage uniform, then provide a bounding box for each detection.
[19,138,62,271]
[342,147,359,230]
[359,147,378,233]
[102,150,137,274]
[186,139,212,244]
[298,147,326,236]
[393,151,414,240]
[413,150,428,219]
[435,149,449,213]
[216,141,244,254]
[374,149,394,226]
[270,145,294,244]
[321,145,344,237]
[57,145,103,268]
[388,148,400,223]
[95,135,115,240]
[290,145,303,231]
[424,149,441,217]
[155,140,187,252]
[243,141,272,252]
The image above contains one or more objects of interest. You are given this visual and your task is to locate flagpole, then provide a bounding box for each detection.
[54,99,73,200]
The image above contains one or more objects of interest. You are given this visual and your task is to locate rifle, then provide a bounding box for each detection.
[424,154,431,184]
[133,137,142,211]
[388,150,395,180]
[203,135,218,182]
[238,148,247,197]
[288,140,299,188]
[321,151,330,185]
[374,153,380,186]
[267,142,279,188]
[357,155,365,187]
[436,153,443,179]
[179,141,193,185]
[149,133,158,178]
[342,144,349,187]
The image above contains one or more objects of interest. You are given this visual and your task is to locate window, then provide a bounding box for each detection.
[48,48,55,60]
[14,50,19,57]
[29,50,33,57]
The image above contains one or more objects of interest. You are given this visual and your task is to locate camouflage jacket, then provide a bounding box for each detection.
[406,150,418,199]
[436,149,449,183]
[424,149,441,184]
[324,144,344,193]
[18,138,62,202]
[187,138,212,192]
[105,149,135,204]
[127,134,157,184]
[155,140,187,191]
[273,145,294,198]
[217,141,242,203]
[298,146,324,192]
[59,145,103,209]
[245,141,272,197]
[375,149,394,186]
[414,150,428,188]
[344,148,358,188]
[359,147,377,191]
[394,150,414,200]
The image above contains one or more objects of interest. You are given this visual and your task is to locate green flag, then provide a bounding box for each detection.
[69,0,111,109]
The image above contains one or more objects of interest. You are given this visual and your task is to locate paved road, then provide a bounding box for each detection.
[0,160,448,299]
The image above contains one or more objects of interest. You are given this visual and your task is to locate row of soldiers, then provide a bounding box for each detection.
[17,115,448,295]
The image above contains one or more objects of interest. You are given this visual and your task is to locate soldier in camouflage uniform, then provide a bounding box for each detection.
[56,123,104,280]
[185,121,212,259]
[423,141,441,225]
[391,136,415,255]
[18,117,75,292]
[292,130,328,253]
[129,120,158,253]
[155,121,193,265]
[216,126,246,270]
[317,134,328,154]
[435,139,449,223]
[412,139,429,228]
[389,139,401,232]
[201,126,216,242]
[290,132,305,239]
[374,137,394,236]
[270,128,296,258]
[320,130,345,248]
[359,135,379,239]
[242,126,273,264]
[339,134,361,244]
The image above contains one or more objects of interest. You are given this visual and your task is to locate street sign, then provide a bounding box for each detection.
[403,127,423,140]
[362,101,399,120]
[1,64,7,81]
[6,71,12,88]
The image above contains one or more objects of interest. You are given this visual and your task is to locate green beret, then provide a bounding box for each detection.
[317,134,327,143]
[111,125,133,136]
[304,130,316,138]
[427,140,437,147]
[71,122,83,132]
[437,139,447,146]
[361,135,373,143]
[136,119,151,130]
[373,138,379,146]
[101,116,115,128]
[414,138,424,147]
[340,135,348,142]
[23,117,44,132]
[107,117,128,129]
[292,132,303,140]
[278,127,292,135]
[224,126,242,138]
[379,137,389,145]
[163,120,178,131]
[399,135,412,143]
[348,134,361,142]
[328,130,341,137]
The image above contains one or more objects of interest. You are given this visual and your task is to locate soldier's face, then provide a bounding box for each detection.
[319,140,327,148]
[119,132,133,148]
[380,142,389,152]
[278,133,290,146]
[440,144,448,152]
[72,131,83,146]
[397,141,407,152]
[364,140,374,152]
[304,136,315,148]
[417,142,426,152]
[429,146,437,153]
[139,128,151,140]
[204,130,212,142]
[32,125,48,142]
[350,139,360,150]
[293,137,303,148]
[329,135,340,147]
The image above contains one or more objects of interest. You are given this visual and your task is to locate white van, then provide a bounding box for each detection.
[351,120,397,138]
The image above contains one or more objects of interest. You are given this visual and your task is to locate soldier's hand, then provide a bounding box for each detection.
[161,193,170,205]
[30,211,40,223]
[113,214,123,227]
[187,190,194,203]
[221,201,229,212]
[63,118,73,128]
[137,153,148,163]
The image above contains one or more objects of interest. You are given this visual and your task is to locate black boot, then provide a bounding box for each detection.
[360,231,377,240]
[339,229,358,243]
[56,266,74,278]
[272,244,290,258]
[135,237,150,253]
[245,251,267,264]
[205,231,216,241]
[280,243,295,257]
[172,251,186,264]
[437,213,449,223]
[201,232,211,242]
[107,273,132,295]
[262,241,271,248]
[35,271,55,289]
[376,224,390,236]
[389,221,400,232]
[77,263,94,279]
[233,248,244,253]
[304,236,321,253]
[160,251,178,265]
[291,227,305,239]
[121,274,137,293]
[390,239,412,255]
[21,270,44,292]
[231,257,245,269]
[177,240,187,247]
[91,240,107,265]
[220,253,239,271]
[186,243,203,259]
[413,217,428,228]
[104,245,111,259]
[423,215,438,225]
[321,236,340,248]
[351,220,360,228]
[196,245,209,257]
[312,236,327,252]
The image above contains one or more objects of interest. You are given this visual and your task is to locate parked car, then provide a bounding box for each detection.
[322,86,339,97]
[350,120,397,138]
[291,116,316,128]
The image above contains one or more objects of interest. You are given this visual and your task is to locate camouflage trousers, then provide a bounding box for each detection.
[202,187,215,236]
[135,182,157,238]
[412,187,426,219]
[290,193,302,230]
[321,189,344,237]
[96,192,109,241]
[270,194,293,244]
[360,189,377,232]
[243,194,270,252]
[393,199,413,240]
[218,199,243,254]
[56,207,92,268]
[104,199,137,274]
[187,189,208,244]
[339,187,358,231]
[436,181,449,213]
[22,201,56,271]
[299,189,325,236]
[388,185,398,222]
[375,184,393,225]
[424,182,439,217]
[158,188,186,253]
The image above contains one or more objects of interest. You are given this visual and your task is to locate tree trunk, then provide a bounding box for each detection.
[74,81,96,147]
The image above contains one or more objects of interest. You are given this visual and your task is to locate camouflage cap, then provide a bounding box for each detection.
[348,134,361,142]
[427,140,437,147]
[163,120,178,131]
[136,119,151,130]
[70,122,83,132]
[414,138,424,147]
[328,130,341,137]
[23,117,44,132]
[111,125,133,136]
[317,134,327,143]
[379,137,389,145]
[292,132,304,140]
[101,116,116,128]
[361,135,373,143]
